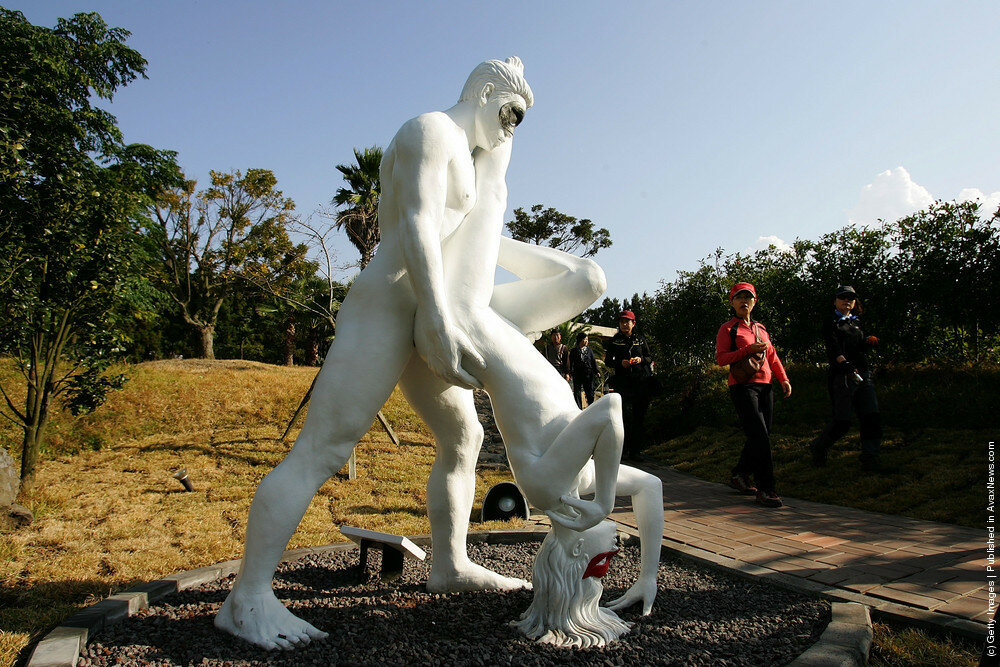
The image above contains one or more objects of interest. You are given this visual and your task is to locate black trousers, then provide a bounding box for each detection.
[572,376,595,408]
[618,387,650,457]
[729,382,775,493]
[815,372,882,458]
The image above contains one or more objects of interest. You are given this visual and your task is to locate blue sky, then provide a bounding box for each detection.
[11,1,1000,299]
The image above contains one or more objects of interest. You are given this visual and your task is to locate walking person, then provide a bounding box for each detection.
[605,310,654,462]
[569,332,600,408]
[715,282,792,508]
[809,285,895,473]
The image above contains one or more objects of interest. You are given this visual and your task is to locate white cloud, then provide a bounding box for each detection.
[746,235,792,254]
[957,188,1000,216]
[847,167,934,226]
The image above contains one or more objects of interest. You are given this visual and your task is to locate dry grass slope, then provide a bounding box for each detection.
[0,359,518,667]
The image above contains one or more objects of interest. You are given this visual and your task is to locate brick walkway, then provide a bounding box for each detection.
[610,464,990,638]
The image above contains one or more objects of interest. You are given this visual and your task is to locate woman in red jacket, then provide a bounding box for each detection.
[715,282,792,508]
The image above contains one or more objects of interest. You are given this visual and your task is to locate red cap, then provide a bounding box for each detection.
[729,282,757,300]
[618,310,635,321]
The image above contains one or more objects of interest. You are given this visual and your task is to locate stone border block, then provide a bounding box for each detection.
[123,579,178,605]
[486,529,546,545]
[789,644,859,666]
[163,564,222,589]
[789,602,873,666]
[26,626,87,667]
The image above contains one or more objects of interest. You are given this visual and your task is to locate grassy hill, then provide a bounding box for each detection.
[0,359,519,667]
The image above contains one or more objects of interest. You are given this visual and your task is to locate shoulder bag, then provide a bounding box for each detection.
[729,320,764,384]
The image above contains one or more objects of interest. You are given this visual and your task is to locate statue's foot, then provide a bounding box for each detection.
[427,561,531,593]
[215,588,328,650]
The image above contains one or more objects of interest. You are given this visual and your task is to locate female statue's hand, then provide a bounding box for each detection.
[545,495,610,531]
[607,575,657,615]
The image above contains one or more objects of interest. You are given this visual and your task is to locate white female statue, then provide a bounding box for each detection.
[441,127,664,639]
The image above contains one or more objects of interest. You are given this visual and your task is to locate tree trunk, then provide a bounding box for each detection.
[195,324,215,359]
[306,325,319,366]
[19,427,39,492]
[284,316,295,366]
[20,373,52,492]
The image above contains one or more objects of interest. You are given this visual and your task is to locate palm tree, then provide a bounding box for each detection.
[333,145,383,268]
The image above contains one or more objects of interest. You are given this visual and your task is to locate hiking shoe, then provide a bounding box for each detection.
[756,490,783,508]
[729,476,757,495]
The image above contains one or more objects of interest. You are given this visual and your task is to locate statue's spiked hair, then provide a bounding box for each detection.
[459,56,534,108]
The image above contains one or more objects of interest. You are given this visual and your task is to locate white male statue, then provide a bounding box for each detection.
[217,57,602,650]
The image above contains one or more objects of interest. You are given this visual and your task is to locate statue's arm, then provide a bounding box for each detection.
[539,399,622,532]
[491,237,607,335]
[471,141,512,215]
[392,118,485,389]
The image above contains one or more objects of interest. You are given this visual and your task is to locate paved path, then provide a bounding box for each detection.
[609,463,990,638]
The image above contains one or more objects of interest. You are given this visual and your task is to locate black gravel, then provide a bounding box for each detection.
[80,541,828,666]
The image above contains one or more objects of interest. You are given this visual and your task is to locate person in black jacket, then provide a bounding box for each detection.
[809,285,895,473]
[605,310,654,461]
[543,329,571,382]
[568,332,600,408]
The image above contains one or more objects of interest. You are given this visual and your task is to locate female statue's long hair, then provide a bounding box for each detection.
[513,526,631,648]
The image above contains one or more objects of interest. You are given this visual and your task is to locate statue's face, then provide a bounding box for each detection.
[474,87,526,150]
[553,520,620,579]
[578,520,620,579]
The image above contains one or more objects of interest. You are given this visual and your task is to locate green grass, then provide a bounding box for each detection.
[646,363,992,528]
[870,622,980,666]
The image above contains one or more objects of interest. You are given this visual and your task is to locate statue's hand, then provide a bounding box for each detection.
[414,310,486,390]
[606,576,657,615]
[545,494,610,531]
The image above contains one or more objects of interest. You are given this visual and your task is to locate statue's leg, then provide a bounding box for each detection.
[577,461,664,615]
[517,393,624,529]
[398,356,529,592]
[491,236,607,335]
[216,287,415,650]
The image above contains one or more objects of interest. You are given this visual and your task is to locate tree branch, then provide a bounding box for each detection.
[0,382,26,424]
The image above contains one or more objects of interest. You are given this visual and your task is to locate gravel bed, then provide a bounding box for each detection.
[80,541,828,666]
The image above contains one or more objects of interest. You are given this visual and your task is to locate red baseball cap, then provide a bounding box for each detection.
[618,310,636,321]
[729,282,757,300]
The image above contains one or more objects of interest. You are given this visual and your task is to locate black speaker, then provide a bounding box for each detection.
[481,482,529,522]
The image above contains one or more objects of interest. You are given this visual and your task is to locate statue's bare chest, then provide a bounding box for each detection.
[441,154,477,237]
